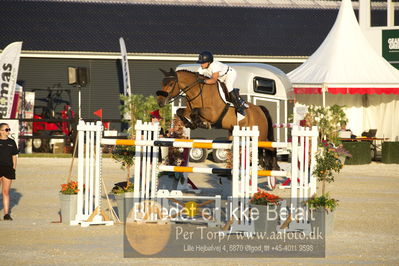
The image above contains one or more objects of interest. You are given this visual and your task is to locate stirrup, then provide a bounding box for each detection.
[240,99,249,109]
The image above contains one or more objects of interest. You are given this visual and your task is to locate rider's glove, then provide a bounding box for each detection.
[198,78,206,84]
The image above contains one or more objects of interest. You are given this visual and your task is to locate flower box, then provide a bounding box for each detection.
[59,193,77,225]
[115,192,134,223]
[250,204,279,234]
[310,209,335,236]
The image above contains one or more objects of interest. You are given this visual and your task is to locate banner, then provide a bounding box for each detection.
[10,83,23,119]
[119,37,132,96]
[0,42,23,118]
[382,29,399,69]
[21,91,35,136]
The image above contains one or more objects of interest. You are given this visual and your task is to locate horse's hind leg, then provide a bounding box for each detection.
[259,148,280,170]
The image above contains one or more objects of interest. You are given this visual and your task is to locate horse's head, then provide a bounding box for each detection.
[157,68,180,107]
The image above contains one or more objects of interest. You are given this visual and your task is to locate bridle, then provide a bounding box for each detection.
[156,75,204,106]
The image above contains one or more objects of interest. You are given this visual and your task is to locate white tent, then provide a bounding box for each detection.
[288,0,399,140]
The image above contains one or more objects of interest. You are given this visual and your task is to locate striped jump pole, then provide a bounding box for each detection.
[159,165,287,177]
[101,138,290,149]
[272,123,293,128]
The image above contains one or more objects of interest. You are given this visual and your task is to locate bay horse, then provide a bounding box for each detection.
[156,68,279,170]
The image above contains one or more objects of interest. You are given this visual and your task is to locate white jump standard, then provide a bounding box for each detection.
[72,121,113,227]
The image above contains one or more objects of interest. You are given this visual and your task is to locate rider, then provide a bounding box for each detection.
[196,51,248,116]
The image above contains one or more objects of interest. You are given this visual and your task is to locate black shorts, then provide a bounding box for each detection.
[0,166,15,180]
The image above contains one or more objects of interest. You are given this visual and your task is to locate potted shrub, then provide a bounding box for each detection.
[59,180,79,225]
[307,193,339,236]
[111,145,135,222]
[249,189,282,233]
[314,140,345,195]
[310,140,344,235]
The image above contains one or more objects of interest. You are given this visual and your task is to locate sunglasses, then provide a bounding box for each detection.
[2,128,11,132]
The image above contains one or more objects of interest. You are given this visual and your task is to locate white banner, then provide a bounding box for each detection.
[22,91,35,136]
[0,42,23,119]
[119,37,132,96]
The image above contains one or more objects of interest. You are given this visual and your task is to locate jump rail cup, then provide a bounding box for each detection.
[71,121,113,227]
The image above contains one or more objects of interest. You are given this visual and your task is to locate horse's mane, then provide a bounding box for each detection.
[176,69,206,79]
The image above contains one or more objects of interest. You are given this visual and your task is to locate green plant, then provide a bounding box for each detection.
[111,182,134,195]
[306,104,348,145]
[112,145,135,187]
[60,181,79,195]
[120,94,172,136]
[250,189,281,206]
[313,140,344,194]
[306,193,339,213]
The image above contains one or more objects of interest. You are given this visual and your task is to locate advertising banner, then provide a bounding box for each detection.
[382,29,399,69]
[21,91,35,136]
[0,42,23,118]
[119,37,132,97]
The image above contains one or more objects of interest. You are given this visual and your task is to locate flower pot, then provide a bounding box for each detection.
[158,174,179,190]
[310,209,335,236]
[59,193,77,225]
[220,177,232,199]
[250,204,279,234]
[115,192,134,223]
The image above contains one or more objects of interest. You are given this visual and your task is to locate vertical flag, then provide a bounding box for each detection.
[0,42,23,119]
[119,37,132,97]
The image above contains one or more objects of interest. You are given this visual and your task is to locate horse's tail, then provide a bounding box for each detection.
[259,105,275,142]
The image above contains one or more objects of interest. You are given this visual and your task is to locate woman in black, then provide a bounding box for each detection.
[0,123,19,221]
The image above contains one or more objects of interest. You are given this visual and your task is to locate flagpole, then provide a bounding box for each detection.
[78,85,82,120]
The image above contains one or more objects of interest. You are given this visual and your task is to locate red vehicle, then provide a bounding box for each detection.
[32,87,75,152]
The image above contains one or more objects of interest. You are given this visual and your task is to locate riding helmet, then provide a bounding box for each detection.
[196,51,214,64]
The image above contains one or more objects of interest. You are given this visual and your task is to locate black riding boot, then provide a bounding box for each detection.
[229,89,248,116]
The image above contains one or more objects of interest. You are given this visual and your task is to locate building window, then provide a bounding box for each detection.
[253,77,276,95]
[370,0,387,27]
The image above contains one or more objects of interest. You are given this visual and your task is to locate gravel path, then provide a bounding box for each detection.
[0,158,398,265]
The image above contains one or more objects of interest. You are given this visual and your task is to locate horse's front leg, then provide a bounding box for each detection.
[190,108,212,129]
[176,108,197,129]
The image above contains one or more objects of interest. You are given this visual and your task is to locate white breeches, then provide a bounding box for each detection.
[218,67,237,92]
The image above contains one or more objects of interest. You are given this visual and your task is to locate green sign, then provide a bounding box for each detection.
[382,30,399,64]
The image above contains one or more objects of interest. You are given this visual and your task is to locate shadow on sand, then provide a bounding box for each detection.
[0,188,23,214]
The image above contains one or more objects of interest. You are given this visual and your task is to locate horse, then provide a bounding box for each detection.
[156,68,279,170]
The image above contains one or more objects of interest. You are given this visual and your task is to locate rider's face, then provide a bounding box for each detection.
[200,62,210,69]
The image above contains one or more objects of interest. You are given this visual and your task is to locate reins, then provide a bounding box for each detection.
[163,75,204,106]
